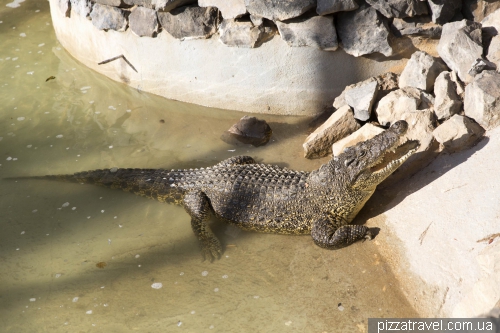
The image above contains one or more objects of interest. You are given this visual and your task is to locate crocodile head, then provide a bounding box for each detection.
[314,120,420,192]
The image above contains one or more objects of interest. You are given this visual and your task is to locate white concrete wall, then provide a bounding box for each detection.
[49,0,407,116]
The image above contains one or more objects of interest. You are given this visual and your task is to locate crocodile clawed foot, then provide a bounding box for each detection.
[200,239,222,262]
[362,229,374,242]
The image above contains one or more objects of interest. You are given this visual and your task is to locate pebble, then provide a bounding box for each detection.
[56,134,63,138]
[72,297,79,302]
[201,271,208,276]
[30,298,36,302]
[26,71,33,75]
[214,288,219,292]
[151,282,163,289]
[19,33,26,37]
[86,310,92,314]
[55,273,61,278]
[222,275,228,279]
[17,117,25,121]
[62,202,69,207]
[72,207,76,210]
[38,43,44,47]
[32,209,37,213]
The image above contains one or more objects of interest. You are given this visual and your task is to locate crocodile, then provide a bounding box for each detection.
[22,120,419,261]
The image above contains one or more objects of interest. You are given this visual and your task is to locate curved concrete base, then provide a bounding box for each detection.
[49,0,408,116]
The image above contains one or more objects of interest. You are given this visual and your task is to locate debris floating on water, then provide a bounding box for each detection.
[151,282,162,289]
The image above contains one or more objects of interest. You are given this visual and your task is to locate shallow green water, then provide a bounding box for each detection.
[0,1,417,332]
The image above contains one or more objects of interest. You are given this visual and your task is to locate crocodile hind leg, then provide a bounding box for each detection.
[311,216,373,249]
[183,190,222,261]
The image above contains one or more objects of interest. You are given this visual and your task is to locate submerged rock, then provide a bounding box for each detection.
[303,105,360,159]
[336,4,393,57]
[90,3,128,32]
[437,20,483,83]
[275,15,338,51]
[129,6,158,37]
[433,115,485,153]
[158,6,218,40]
[224,116,273,147]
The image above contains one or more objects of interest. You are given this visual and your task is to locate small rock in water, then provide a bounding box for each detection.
[177,321,182,327]
[55,273,61,278]
[201,271,208,276]
[56,134,63,138]
[222,116,273,147]
[86,310,92,314]
[72,297,79,302]
[151,282,163,289]
[338,303,344,311]
[62,202,69,207]
[29,298,36,302]
[17,117,25,121]
[285,321,292,326]
[214,288,219,292]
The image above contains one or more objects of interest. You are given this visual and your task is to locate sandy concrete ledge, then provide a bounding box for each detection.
[366,126,500,317]
[49,0,410,116]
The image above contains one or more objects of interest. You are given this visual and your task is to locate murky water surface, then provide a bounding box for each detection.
[0,1,417,332]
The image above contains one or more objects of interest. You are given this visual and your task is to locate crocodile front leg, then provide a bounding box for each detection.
[183,190,222,261]
[311,215,372,249]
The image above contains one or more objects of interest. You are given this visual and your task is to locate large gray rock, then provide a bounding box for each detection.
[70,0,92,18]
[365,0,428,18]
[244,0,316,21]
[399,51,448,93]
[219,19,264,48]
[391,16,442,39]
[433,115,485,153]
[375,87,432,126]
[158,6,218,40]
[90,3,128,32]
[150,0,197,11]
[303,105,361,159]
[199,0,246,19]
[434,71,462,121]
[336,4,393,57]
[428,0,462,24]
[275,15,338,51]
[333,72,399,111]
[124,0,153,7]
[464,70,500,130]
[482,9,500,68]
[129,6,158,37]
[316,0,358,15]
[57,0,71,17]
[450,70,465,98]
[344,78,378,121]
[463,0,500,22]
[94,0,122,6]
[437,20,483,84]
[487,36,500,68]
[331,123,384,156]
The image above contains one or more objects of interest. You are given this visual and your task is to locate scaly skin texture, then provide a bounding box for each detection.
[32,121,419,261]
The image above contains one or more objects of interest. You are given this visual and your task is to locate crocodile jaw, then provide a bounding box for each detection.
[355,140,420,190]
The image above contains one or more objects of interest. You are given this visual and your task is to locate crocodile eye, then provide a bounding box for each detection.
[359,150,366,157]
